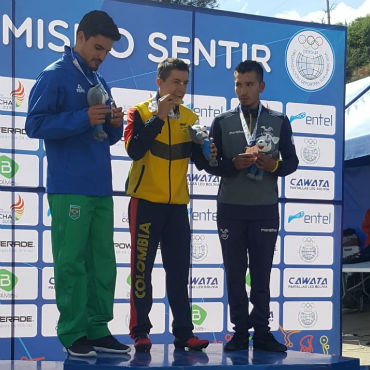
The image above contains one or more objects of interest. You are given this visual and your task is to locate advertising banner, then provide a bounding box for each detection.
[0,0,346,361]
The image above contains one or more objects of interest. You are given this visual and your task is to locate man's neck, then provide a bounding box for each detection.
[72,47,91,71]
[241,101,260,110]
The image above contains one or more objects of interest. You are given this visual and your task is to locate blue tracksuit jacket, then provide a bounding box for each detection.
[25,46,123,196]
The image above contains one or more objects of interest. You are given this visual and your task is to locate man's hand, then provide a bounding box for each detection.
[88,105,110,126]
[233,153,257,170]
[157,94,181,120]
[210,142,217,159]
[256,153,276,172]
[109,106,124,127]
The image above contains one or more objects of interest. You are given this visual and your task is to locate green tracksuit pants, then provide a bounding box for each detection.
[48,194,116,348]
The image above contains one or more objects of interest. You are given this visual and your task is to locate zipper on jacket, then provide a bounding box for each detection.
[167,117,172,204]
[133,165,145,193]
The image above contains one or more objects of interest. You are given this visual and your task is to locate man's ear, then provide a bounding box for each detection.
[76,30,86,44]
[156,77,161,88]
[259,81,266,94]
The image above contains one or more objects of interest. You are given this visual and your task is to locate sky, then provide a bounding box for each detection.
[218,0,370,24]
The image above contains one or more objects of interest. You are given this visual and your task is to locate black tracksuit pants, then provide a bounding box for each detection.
[217,214,278,335]
[128,197,194,339]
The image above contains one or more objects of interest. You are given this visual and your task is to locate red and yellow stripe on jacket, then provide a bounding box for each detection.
[125,98,198,204]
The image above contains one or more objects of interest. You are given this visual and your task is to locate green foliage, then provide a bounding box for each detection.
[346,16,370,81]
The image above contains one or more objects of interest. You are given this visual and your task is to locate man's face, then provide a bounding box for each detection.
[156,69,189,101]
[76,31,114,71]
[235,71,265,109]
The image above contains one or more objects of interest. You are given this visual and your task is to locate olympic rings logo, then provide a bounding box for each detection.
[298,35,323,50]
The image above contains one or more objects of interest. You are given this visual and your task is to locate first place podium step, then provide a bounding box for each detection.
[0,343,360,370]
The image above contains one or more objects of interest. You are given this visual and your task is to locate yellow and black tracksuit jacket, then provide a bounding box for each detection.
[124,97,208,204]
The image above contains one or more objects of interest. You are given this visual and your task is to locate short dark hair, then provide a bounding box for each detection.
[157,58,190,81]
[234,60,264,82]
[77,10,120,41]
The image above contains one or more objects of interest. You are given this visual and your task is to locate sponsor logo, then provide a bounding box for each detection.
[76,84,85,93]
[0,269,18,292]
[285,203,334,233]
[114,242,131,250]
[186,103,225,119]
[288,211,331,225]
[0,126,27,135]
[320,335,330,354]
[220,228,229,240]
[191,304,207,325]
[286,30,334,91]
[290,112,333,127]
[188,207,217,222]
[288,211,304,223]
[187,173,220,187]
[0,155,19,179]
[284,269,333,297]
[290,112,306,123]
[299,237,319,263]
[11,195,25,220]
[10,81,25,107]
[298,303,318,328]
[288,275,328,288]
[69,205,80,220]
[190,276,219,289]
[0,240,34,248]
[300,334,314,352]
[0,315,32,323]
[287,103,336,135]
[0,195,25,223]
[285,169,335,200]
[191,234,208,262]
[261,228,277,232]
[279,325,301,348]
[1,81,25,110]
[289,177,330,191]
[300,138,320,164]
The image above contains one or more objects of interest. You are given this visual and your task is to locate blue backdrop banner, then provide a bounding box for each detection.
[0,0,346,361]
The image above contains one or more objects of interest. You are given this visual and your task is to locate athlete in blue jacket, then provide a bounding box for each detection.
[26,11,130,357]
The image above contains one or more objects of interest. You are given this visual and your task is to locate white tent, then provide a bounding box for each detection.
[343,76,370,245]
[344,76,370,161]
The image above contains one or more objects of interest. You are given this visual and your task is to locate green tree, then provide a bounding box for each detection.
[151,0,218,8]
[346,16,370,81]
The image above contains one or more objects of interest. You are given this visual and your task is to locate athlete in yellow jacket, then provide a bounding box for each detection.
[124,58,214,352]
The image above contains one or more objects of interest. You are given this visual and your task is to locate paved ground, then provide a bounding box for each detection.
[342,307,370,366]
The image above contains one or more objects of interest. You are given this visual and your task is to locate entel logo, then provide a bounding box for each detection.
[289,111,333,127]
[186,103,224,119]
[288,211,331,224]
[188,208,217,222]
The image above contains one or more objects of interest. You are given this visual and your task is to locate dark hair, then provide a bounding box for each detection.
[77,10,120,41]
[234,60,264,82]
[157,58,190,81]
